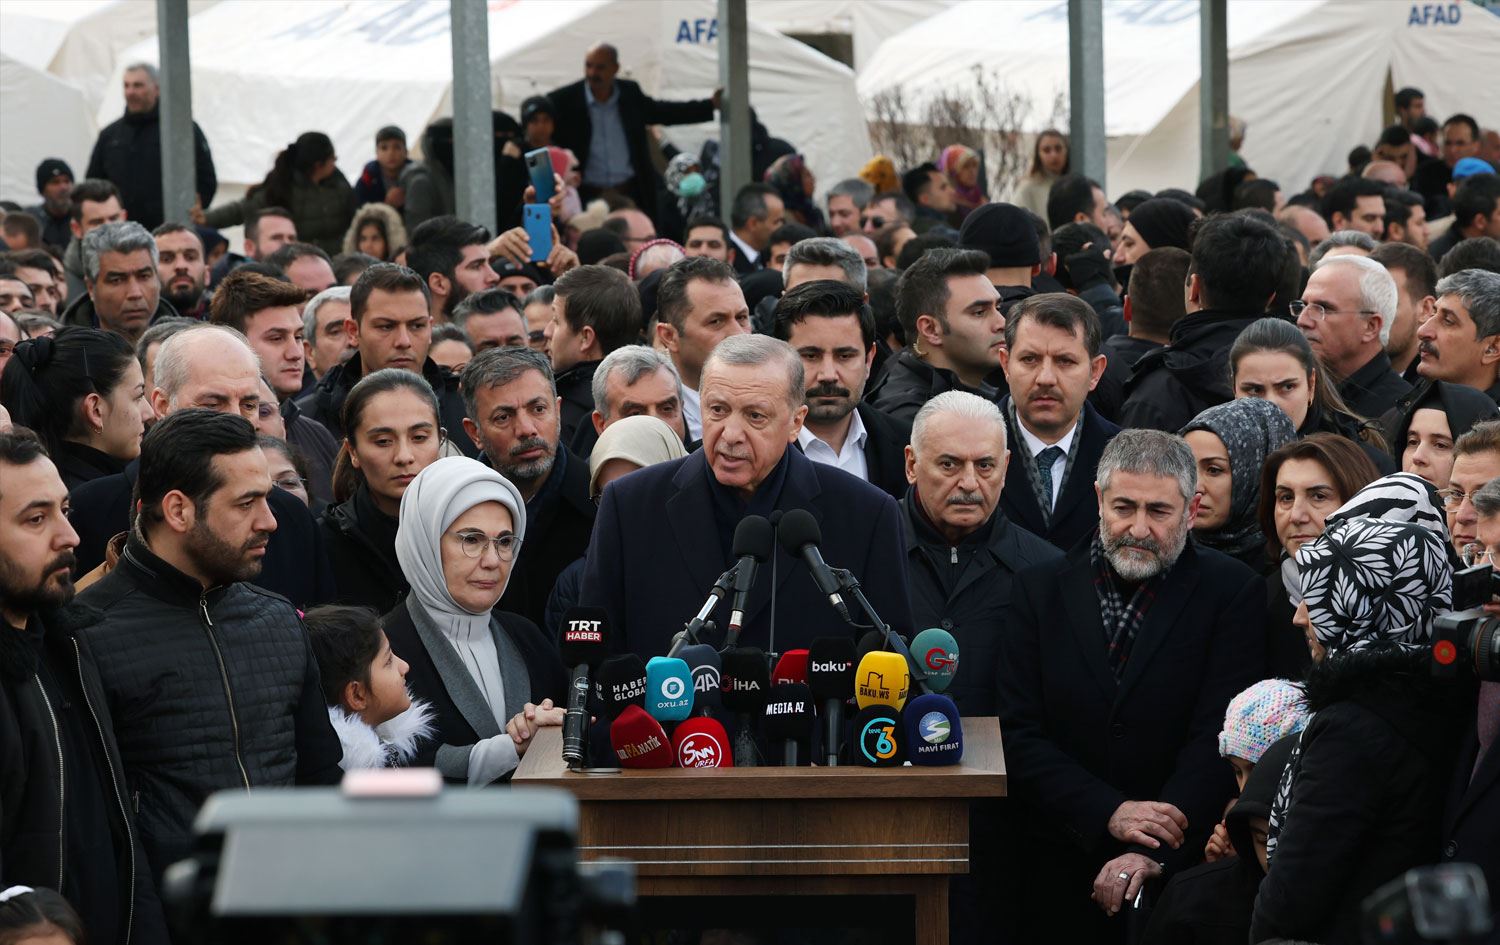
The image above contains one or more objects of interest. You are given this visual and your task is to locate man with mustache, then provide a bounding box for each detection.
[153,221,209,318]
[996,429,1266,943]
[461,346,594,631]
[72,409,342,889]
[772,279,911,500]
[1416,269,1500,402]
[0,429,169,943]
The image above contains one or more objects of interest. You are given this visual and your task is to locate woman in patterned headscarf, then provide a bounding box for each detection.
[938,144,986,221]
[1251,514,1469,944]
[764,153,824,230]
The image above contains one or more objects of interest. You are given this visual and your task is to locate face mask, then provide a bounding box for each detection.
[678,172,706,198]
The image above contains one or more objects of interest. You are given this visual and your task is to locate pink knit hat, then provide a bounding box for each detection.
[1218,678,1309,762]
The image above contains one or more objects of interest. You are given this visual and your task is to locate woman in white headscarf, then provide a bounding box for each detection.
[383,456,568,785]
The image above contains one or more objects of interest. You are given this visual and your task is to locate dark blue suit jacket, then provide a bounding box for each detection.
[999,399,1120,553]
[579,448,914,658]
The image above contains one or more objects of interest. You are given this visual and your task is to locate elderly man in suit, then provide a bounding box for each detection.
[580,334,913,657]
[996,428,1266,942]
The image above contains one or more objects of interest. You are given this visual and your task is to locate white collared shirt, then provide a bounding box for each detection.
[729,231,760,266]
[682,384,702,441]
[1016,417,1079,511]
[798,409,869,481]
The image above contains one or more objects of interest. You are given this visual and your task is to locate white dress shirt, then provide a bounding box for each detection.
[729,231,760,266]
[798,409,869,481]
[682,384,702,441]
[1016,417,1079,512]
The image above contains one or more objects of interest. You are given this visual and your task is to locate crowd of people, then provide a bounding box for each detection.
[2,43,1500,945]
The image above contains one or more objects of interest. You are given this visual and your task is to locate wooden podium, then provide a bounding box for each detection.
[513,717,1007,945]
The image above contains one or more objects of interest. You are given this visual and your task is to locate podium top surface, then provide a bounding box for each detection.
[513,717,1007,801]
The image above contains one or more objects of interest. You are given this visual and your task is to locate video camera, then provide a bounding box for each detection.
[1362,863,1491,944]
[1431,563,1500,681]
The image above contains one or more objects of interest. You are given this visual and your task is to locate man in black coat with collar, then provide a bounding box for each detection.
[998,293,1121,552]
[547,264,643,448]
[1296,254,1411,420]
[581,334,913,658]
[996,429,1266,943]
[548,43,718,222]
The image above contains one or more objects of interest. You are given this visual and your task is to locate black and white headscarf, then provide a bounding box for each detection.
[1324,472,1449,539]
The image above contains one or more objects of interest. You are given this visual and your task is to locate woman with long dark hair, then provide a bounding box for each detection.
[1015,129,1070,218]
[200,131,354,255]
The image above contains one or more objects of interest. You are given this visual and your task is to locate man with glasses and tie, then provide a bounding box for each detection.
[1293,254,1411,419]
[1441,420,1500,563]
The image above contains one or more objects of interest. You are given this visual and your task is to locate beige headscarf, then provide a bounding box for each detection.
[587,415,688,498]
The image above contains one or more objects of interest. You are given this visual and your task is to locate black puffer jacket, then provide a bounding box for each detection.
[1120,310,1261,432]
[865,350,997,424]
[295,352,478,457]
[72,537,343,885]
[1251,645,1470,944]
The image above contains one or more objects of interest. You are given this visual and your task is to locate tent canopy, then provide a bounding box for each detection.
[98,0,871,204]
[0,53,96,203]
[747,0,957,71]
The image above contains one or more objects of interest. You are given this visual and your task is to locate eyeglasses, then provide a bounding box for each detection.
[1289,300,1380,321]
[861,215,887,230]
[272,476,308,492]
[448,529,522,561]
[1438,487,1475,510]
[1462,545,1496,567]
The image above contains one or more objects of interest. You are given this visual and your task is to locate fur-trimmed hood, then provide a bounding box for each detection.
[328,698,436,770]
[340,200,409,259]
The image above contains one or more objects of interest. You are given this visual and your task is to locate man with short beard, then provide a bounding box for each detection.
[996,429,1266,944]
[73,409,342,888]
[153,221,209,317]
[0,429,169,943]
[406,215,499,322]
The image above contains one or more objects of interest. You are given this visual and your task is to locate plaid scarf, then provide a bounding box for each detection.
[1090,533,1162,680]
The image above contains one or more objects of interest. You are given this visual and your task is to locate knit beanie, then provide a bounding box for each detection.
[1126,197,1197,251]
[958,202,1040,268]
[1218,678,1309,762]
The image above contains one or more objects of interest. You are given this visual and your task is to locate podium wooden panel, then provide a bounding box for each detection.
[513,717,1006,945]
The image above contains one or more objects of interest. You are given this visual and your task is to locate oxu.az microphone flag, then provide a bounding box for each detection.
[903,693,963,765]
[645,656,694,722]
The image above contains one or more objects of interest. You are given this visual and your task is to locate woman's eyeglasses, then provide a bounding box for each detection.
[449,530,522,561]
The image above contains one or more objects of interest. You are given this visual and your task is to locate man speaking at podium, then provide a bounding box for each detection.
[580,334,912,656]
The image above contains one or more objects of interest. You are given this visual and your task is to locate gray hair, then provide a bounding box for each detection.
[153,324,257,404]
[302,285,352,341]
[592,344,682,421]
[1436,269,1500,339]
[135,316,197,376]
[82,220,157,282]
[633,242,686,279]
[123,62,159,84]
[828,178,874,211]
[1315,254,1398,346]
[702,334,803,410]
[1096,428,1197,504]
[911,391,1006,456]
[459,345,555,421]
[1309,230,1378,269]
[1472,475,1500,520]
[784,236,868,294]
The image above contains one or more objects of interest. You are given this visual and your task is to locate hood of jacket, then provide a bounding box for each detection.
[1225,732,1300,876]
[328,699,436,770]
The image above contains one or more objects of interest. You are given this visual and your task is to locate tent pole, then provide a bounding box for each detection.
[450,0,497,234]
[157,0,196,225]
[1199,0,1229,180]
[718,0,751,221]
[1068,0,1106,192]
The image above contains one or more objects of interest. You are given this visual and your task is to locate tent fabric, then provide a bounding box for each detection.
[747,0,958,71]
[0,53,96,203]
[93,0,871,204]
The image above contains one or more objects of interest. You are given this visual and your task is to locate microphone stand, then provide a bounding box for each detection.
[831,568,931,696]
[669,563,739,656]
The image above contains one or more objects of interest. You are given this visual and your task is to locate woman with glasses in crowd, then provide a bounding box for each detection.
[384,456,567,785]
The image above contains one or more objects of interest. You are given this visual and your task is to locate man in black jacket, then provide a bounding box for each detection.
[546,264,643,446]
[547,43,718,221]
[61,220,180,345]
[461,347,595,635]
[73,410,342,889]
[0,430,169,944]
[1090,247,1190,423]
[1120,213,1289,432]
[1295,254,1411,419]
[996,429,1266,942]
[86,63,216,232]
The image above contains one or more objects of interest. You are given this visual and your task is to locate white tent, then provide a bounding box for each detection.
[748,0,958,71]
[859,0,1500,198]
[99,0,871,205]
[0,53,96,203]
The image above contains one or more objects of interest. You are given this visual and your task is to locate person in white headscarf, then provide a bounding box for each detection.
[383,456,568,785]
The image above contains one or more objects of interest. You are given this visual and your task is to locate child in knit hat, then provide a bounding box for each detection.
[1205,678,1309,861]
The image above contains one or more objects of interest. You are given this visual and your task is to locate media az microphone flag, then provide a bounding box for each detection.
[772,649,809,685]
[610,704,674,768]
[595,654,647,720]
[673,716,734,768]
[855,650,910,710]
[678,644,723,714]
[852,704,904,767]
[911,628,959,692]
[903,694,964,765]
[645,656,694,722]
[762,682,815,766]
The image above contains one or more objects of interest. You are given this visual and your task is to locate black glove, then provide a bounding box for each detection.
[1065,244,1114,292]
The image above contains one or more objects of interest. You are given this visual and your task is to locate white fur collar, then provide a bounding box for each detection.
[328,699,437,770]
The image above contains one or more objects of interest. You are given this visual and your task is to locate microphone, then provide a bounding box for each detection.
[903,693,964,766]
[771,648,809,685]
[724,515,774,648]
[776,508,851,622]
[594,654,648,721]
[852,704,905,766]
[720,646,770,767]
[558,607,610,769]
[910,628,960,693]
[678,644,723,715]
[672,716,734,768]
[609,704,674,768]
[762,682,815,766]
[644,656,694,724]
[857,629,902,660]
[808,637,856,767]
[855,650,910,710]
[669,564,738,657]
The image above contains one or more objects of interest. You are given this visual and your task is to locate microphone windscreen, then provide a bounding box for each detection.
[855,650,910,710]
[761,682,815,743]
[644,656,694,722]
[776,507,821,557]
[558,607,610,668]
[807,636,857,702]
[720,646,770,713]
[672,716,734,768]
[609,705,674,768]
[679,644,723,713]
[732,514,775,562]
[903,693,964,766]
[851,704,905,767]
[771,648,809,686]
[856,629,909,660]
[911,628,960,692]
[594,653,647,720]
